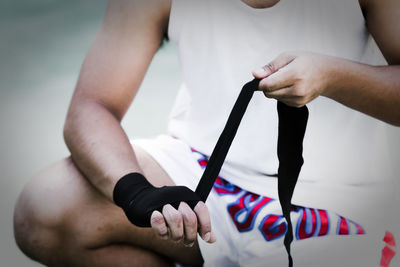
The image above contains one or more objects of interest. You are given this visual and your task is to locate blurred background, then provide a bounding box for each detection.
[0,0,181,265]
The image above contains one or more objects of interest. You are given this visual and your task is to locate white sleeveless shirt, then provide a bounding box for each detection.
[166,0,400,206]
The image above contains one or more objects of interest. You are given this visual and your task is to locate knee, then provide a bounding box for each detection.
[14,182,61,264]
[13,158,76,265]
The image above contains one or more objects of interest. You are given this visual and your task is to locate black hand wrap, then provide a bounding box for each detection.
[113,172,201,227]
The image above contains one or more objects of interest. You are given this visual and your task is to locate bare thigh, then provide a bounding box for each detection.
[14,145,203,265]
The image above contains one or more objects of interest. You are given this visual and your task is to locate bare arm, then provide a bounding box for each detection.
[63,0,215,245]
[64,0,170,201]
[322,0,400,125]
[253,0,400,126]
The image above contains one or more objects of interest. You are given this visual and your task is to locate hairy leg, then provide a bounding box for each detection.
[14,145,203,266]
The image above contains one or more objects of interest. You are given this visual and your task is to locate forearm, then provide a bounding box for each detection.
[60,0,171,201]
[323,59,400,126]
[64,100,142,201]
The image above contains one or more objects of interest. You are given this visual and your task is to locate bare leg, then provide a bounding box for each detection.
[13,146,203,266]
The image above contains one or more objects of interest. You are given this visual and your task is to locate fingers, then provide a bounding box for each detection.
[267,95,306,108]
[263,86,292,99]
[194,201,216,243]
[252,52,296,79]
[151,202,215,246]
[253,51,328,106]
[258,66,295,93]
[150,210,168,239]
[263,86,305,108]
[254,54,311,107]
[253,52,297,95]
[162,204,184,242]
[263,85,315,108]
[178,202,197,247]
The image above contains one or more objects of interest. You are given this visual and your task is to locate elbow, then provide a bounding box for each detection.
[392,117,400,127]
[385,112,400,127]
[63,102,81,147]
[62,99,89,146]
[390,105,400,127]
[63,113,74,148]
[389,119,400,127]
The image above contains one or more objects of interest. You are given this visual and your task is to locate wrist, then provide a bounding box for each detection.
[113,172,201,227]
[113,172,151,207]
[320,56,349,99]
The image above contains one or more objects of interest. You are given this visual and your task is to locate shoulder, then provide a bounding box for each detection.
[357,0,400,64]
[358,0,399,17]
[358,0,367,10]
[104,0,171,38]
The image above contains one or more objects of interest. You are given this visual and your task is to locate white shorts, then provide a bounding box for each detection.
[132,135,398,267]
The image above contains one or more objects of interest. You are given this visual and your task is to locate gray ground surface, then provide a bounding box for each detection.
[0,1,181,265]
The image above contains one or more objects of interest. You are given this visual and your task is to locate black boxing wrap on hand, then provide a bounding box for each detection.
[113,172,201,227]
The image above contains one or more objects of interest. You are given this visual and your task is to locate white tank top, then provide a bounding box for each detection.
[167,0,400,204]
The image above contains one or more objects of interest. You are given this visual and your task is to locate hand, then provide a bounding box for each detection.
[150,201,216,247]
[252,51,337,107]
[113,173,216,247]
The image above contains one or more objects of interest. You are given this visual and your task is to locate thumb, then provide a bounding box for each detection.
[252,52,296,79]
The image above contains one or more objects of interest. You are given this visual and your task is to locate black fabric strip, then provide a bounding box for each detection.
[195,78,260,201]
[277,101,309,267]
[195,79,309,267]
